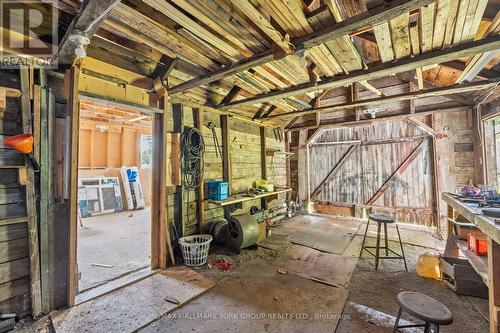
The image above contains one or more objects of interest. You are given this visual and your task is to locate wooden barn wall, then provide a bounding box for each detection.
[0,70,31,317]
[77,120,153,205]
[309,120,435,226]
[165,106,286,236]
[434,109,477,219]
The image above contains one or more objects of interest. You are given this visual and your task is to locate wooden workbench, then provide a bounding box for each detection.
[207,188,292,207]
[442,193,500,333]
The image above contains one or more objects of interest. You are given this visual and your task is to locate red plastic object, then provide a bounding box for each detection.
[468,233,488,256]
[211,260,234,270]
[4,134,33,154]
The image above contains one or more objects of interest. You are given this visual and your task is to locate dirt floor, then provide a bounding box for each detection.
[77,207,151,291]
[140,214,489,333]
[15,213,489,332]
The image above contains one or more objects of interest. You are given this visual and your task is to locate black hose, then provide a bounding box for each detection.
[181,127,205,225]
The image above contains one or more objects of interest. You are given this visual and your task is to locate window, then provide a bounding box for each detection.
[140,134,153,169]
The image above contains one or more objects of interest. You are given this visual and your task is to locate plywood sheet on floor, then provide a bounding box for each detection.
[51,267,214,333]
[257,233,289,251]
[285,215,362,255]
[141,260,349,333]
[277,244,358,288]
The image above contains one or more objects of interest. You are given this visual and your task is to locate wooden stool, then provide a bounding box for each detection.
[359,214,408,271]
[393,292,453,333]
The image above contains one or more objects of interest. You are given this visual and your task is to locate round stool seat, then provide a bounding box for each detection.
[397,292,453,325]
[369,214,397,224]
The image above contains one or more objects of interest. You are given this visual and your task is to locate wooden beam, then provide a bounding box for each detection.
[20,68,42,318]
[193,108,206,232]
[396,72,473,106]
[260,126,268,210]
[220,36,500,109]
[153,93,175,268]
[218,86,242,106]
[366,140,425,205]
[407,117,436,136]
[169,0,434,95]
[488,238,500,333]
[172,103,184,238]
[456,51,499,83]
[287,105,471,132]
[258,80,499,119]
[359,80,384,96]
[57,0,122,64]
[220,115,231,220]
[310,144,359,198]
[310,134,428,147]
[79,91,162,114]
[0,88,5,111]
[67,64,80,307]
[443,60,500,79]
[152,56,177,98]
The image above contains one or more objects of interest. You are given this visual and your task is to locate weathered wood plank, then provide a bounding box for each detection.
[220,36,500,108]
[258,79,498,119]
[169,0,434,94]
[57,0,122,64]
[311,144,359,198]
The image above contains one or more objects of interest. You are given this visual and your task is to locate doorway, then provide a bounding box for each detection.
[75,98,153,294]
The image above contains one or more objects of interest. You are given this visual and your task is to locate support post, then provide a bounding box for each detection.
[172,103,184,239]
[20,68,42,317]
[193,108,205,232]
[285,132,292,201]
[220,115,231,220]
[260,126,268,210]
[67,64,81,307]
[488,238,500,333]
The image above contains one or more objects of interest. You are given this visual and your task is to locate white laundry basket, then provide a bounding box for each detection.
[179,234,213,266]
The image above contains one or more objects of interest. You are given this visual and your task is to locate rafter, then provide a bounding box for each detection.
[257,79,498,120]
[168,0,435,95]
[219,36,500,109]
[395,72,473,106]
[57,0,122,64]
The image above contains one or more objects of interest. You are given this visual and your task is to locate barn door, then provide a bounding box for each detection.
[308,122,437,227]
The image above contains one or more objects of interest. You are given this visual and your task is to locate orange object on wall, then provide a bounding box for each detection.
[4,133,33,154]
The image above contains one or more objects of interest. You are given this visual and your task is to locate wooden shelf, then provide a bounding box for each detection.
[0,86,22,98]
[207,188,292,207]
[265,149,293,157]
[456,239,489,284]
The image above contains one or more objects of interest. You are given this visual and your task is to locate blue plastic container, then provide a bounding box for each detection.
[207,181,229,201]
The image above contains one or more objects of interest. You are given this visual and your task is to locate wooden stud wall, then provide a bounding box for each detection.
[0,70,32,317]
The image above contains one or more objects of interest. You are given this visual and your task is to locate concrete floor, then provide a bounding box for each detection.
[77,207,151,292]
[138,214,489,332]
[15,213,489,332]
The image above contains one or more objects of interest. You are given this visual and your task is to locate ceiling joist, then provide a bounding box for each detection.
[168,0,434,95]
[257,79,499,120]
[219,35,500,109]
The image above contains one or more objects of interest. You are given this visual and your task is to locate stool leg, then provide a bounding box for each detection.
[423,322,431,333]
[384,222,389,256]
[375,222,381,271]
[359,219,370,258]
[435,324,440,333]
[392,307,402,333]
[395,224,408,271]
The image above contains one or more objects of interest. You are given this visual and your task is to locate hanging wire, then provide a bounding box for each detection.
[181,127,205,225]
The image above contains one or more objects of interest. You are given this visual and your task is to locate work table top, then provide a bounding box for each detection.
[442,192,500,244]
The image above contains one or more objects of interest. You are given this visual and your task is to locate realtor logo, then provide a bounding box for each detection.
[0,0,58,68]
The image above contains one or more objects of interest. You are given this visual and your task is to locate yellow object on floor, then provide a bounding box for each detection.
[416,252,441,280]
